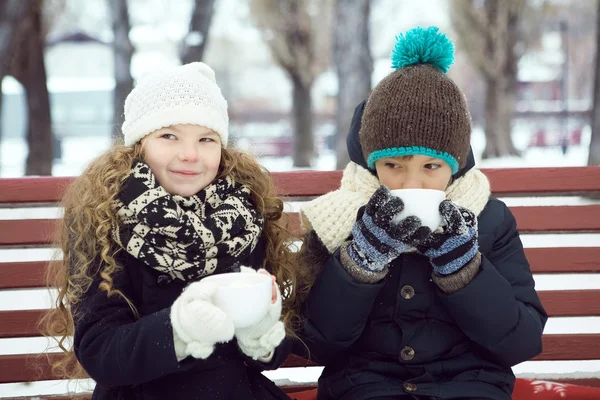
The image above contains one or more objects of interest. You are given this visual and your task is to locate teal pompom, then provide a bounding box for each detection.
[391,26,454,73]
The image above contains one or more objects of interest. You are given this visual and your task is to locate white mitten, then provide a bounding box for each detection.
[234,267,286,362]
[170,280,235,361]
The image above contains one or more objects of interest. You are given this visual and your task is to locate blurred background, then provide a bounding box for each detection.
[1,2,600,396]
[0,0,599,177]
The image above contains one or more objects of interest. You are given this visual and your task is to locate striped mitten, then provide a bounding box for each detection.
[343,186,432,276]
[420,200,479,276]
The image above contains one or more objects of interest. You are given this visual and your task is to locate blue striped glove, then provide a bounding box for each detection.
[345,186,432,274]
[419,200,480,276]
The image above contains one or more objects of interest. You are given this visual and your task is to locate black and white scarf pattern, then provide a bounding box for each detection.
[112,161,264,282]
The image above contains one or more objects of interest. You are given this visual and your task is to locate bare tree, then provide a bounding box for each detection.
[250,0,332,167]
[560,1,597,101]
[9,0,54,175]
[589,0,600,166]
[0,0,36,170]
[181,0,216,63]
[450,0,529,158]
[0,1,35,78]
[333,0,372,169]
[109,0,134,142]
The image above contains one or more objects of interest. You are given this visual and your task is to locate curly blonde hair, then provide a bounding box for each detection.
[40,143,303,380]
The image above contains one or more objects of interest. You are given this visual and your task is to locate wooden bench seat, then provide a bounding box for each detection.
[1,166,599,398]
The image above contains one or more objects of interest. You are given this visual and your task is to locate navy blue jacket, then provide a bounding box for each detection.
[73,237,291,400]
[298,198,547,400]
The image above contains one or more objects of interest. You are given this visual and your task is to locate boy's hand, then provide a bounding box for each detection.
[345,186,432,274]
[419,200,480,275]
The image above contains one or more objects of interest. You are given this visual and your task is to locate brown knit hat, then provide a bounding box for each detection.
[360,26,471,174]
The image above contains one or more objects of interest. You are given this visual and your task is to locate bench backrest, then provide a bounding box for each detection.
[1,166,600,397]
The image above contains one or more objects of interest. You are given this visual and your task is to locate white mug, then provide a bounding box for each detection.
[390,188,446,231]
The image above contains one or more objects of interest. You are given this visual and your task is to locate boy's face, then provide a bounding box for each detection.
[142,124,222,197]
[374,155,453,191]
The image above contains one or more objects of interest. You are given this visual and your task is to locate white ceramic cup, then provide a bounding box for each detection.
[201,272,272,328]
[389,188,446,231]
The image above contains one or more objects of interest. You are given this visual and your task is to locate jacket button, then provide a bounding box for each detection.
[157,274,172,286]
[400,346,415,361]
[403,382,417,392]
[400,285,415,300]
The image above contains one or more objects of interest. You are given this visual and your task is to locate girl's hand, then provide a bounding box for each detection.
[257,269,277,304]
[236,266,285,361]
[170,280,235,360]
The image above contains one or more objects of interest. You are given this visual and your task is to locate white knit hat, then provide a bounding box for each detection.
[122,62,229,146]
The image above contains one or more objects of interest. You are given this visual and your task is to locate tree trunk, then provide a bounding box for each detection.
[333,0,372,169]
[181,0,215,63]
[483,77,500,158]
[482,30,520,160]
[0,0,34,173]
[23,3,53,176]
[0,0,33,79]
[110,0,134,143]
[483,77,519,159]
[497,84,519,156]
[291,75,313,167]
[0,91,3,141]
[452,0,523,160]
[589,0,600,166]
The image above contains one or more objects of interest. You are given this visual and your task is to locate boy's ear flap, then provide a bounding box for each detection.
[452,146,475,180]
[346,99,370,171]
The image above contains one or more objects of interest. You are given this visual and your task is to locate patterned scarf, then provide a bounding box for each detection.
[112,161,264,282]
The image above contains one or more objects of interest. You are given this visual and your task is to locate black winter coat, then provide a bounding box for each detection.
[73,237,291,400]
[298,198,547,400]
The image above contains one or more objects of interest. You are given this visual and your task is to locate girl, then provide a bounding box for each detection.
[42,62,298,400]
[296,27,547,400]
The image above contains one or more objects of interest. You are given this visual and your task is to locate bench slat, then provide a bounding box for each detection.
[2,289,600,338]
[2,205,600,246]
[2,168,600,204]
[281,335,600,367]
[524,247,600,274]
[1,335,598,383]
[538,290,600,316]
[2,295,600,336]
[0,353,57,384]
[0,172,347,204]
[511,205,600,232]
[1,248,598,290]
[0,177,73,204]
[0,219,57,246]
[0,309,46,338]
[535,334,600,360]
[483,166,600,195]
[0,261,47,289]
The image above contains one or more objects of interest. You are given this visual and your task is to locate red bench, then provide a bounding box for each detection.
[1,166,600,398]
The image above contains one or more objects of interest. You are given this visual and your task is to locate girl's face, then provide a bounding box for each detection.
[142,124,222,197]
[374,155,453,191]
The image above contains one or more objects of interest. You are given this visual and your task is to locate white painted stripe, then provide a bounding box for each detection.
[0,379,95,398]
[0,207,63,220]
[0,288,57,310]
[534,274,600,290]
